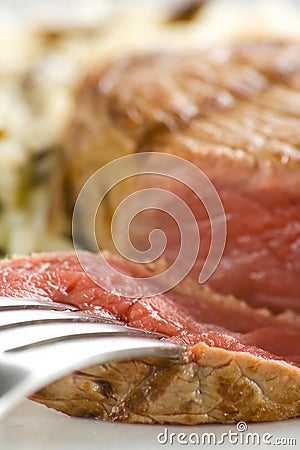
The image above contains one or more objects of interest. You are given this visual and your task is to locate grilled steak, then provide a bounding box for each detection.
[64,41,300,314]
[0,251,300,423]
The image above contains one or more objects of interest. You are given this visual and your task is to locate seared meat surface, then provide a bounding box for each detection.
[64,41,300,314]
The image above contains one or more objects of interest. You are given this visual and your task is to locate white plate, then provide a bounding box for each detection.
[0,399,299,450]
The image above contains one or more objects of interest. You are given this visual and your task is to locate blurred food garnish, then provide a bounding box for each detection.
[167,0,207,23]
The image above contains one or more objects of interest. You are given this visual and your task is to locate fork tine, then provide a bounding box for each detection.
[0,296,137,329]
[0,296,77,311]
[0,319,164,353]
[0,300,165,353]
[0,309,124,330]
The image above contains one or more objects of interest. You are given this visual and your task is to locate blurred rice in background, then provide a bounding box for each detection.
[0,0,299,256]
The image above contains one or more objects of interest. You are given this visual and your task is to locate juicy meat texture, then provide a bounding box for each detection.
[0,251,300,423]
[1,251,300,364]
[64,41,300,314]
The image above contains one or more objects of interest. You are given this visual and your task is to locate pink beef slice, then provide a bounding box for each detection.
[63,41,300,314]
[0,251,300,424]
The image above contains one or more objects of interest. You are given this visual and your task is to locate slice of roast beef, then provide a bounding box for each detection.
[0,251,299,424]
[63,41,300,315]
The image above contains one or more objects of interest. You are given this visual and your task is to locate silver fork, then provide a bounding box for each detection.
[0,296,185,420]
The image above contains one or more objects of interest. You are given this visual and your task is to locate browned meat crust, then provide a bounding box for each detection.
[65,41,300,174]
[33,344,300,424]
